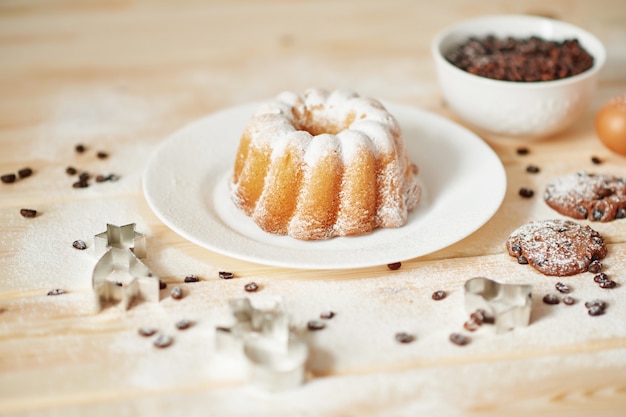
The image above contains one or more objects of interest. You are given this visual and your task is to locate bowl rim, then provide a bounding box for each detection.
[431,14,606,89]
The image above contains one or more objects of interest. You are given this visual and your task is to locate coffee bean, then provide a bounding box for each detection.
[478,309,495,325]
[216,326,232,334]
[47,289,65,296]
[526,165,540,174]
[395,332,415,344]
[72,180,89,188]
[244,282,259,292]
[591,156,603,165]
[519,187,534,198]
[78,172,90,181]
[218,271,234,279]
[95,173,119,183]
[432,290,447,300]
[463,318,481,332]
[18,168,33,179]
[1,173,16,183]
[175,319,193,330]
[66,166,77,175]
[171,286,183,300]
[184,275,200,283]
[387,262,402,270]
[96,151,109,159]
[587,306,606,316]
[138,327,157,337]
[516,147,530,155]
[555,282,570,294]
[470,309,487,324]
[307,320,326,331]
[464,309,488,331]
[153,333,173,348]
[72,240,87,250]
[75,144,86,153]
[584,299,606,310]
[562,296,576,305]
[587,260,602,274]
[594,273,609,283]
[599,280,617,289]
[449,333,470,346]
[320,311,335,319]
[543,294,560,305]
[20,209,37,218]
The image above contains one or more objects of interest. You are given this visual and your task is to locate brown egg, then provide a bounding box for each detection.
[596,95,626,155]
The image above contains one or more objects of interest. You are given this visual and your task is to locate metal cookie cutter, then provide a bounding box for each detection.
[464,277,533,334]
[216,298,309,391]
[92,224,159,311]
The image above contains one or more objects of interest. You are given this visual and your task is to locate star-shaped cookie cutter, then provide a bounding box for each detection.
[464,277,533,334]
[92,223,159,311]
[216,298,309,391]
[94,223,147,258]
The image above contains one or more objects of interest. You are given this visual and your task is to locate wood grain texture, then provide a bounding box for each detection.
[1,0,626,416]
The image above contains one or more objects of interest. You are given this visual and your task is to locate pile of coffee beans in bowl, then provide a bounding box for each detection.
[444,35,594,82]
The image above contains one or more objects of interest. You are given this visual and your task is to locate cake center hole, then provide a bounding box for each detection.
[293,109,355,136]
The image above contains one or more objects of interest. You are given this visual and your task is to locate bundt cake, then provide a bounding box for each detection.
[229,88,421,240]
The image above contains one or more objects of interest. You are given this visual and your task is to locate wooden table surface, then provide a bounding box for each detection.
[2,1,626,415]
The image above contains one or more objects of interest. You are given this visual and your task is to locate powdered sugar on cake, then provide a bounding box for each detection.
[229,88,421,240]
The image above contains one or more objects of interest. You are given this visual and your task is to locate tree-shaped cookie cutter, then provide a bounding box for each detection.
[92,223,159,311]
[216,298,309,391]
[464,277,533,333]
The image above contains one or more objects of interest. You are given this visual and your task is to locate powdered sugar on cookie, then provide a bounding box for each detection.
[506,219,607,276]
[544,172,626,221]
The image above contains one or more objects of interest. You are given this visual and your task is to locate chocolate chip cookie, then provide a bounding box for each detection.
[544,171,626,221]
[506,219,607,276]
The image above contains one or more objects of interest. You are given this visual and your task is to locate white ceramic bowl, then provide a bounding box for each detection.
[432,15,606,138]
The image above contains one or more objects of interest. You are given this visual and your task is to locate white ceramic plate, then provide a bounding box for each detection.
[143,102,506,269]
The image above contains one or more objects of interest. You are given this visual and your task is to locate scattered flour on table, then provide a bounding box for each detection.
[3,82,626,416]
[39,87,176,156]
